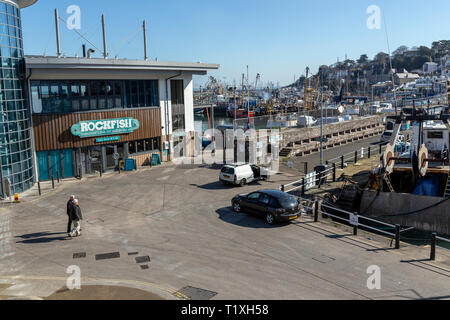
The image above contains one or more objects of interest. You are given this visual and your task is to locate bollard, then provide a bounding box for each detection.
[368,147,371,159]
[341,155,344,169]
[314,201,319,222]
[353,214,358,236]
[379,144,382,155]
[430,233,437,261]
[281,185,285,192]
[355,151,358,164]
[333,163,336,182]
[304,162,308,174]
[51,176,55,189]
[38,181,41,196]
[301,178,305,196]
[100,163,103,177]
[395,225,401,249]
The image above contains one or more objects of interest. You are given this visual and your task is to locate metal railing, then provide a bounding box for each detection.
[326,141,388,169]
[281,165,336,195]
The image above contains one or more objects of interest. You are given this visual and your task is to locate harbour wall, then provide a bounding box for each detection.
[279,116,385,157]
[360,191,450,236]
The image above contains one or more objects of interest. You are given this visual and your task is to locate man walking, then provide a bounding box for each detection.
[67,195,75,236]
[69,199,83,238]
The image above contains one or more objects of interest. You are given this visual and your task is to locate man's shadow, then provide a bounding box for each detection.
[15,232,69,244]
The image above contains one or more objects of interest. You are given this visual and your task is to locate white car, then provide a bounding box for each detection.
[220,163,270,187]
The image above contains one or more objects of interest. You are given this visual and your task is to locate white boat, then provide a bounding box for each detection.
[297,115,317,127]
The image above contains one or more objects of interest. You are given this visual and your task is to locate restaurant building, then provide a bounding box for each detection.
[26,56,219,182]
[0,0,219,197]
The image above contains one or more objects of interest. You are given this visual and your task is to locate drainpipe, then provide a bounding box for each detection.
[165,72,182,161]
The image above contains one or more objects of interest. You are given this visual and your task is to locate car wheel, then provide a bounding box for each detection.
[239,179,247,187]
[233,202,241,213]
[266,213,275,225]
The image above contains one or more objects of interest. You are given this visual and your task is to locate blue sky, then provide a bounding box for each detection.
[21,0,450,88]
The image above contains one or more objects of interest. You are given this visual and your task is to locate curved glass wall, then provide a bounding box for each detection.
[0,1,34,195]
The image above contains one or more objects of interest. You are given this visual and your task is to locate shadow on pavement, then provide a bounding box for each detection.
[192,181,264,190]
[16,232,67,239]
[15,232,69,244]
[190,182,231,190]
[216,207,289,229]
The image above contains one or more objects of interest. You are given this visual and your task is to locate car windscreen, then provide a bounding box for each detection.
[279,196,299,209]
[221,167,234,175]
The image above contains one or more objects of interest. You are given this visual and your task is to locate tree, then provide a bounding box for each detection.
[357,54,369,65]
[374,52,389,65]
[418,46,433,60]
[393,45,409,57]
[431,40,450,57]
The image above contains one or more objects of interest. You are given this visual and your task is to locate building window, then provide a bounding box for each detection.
[128,138,161,155]
[428,131,443,139]
[170,79,184,105]
[30,79,160,114]
[172,113,185,132]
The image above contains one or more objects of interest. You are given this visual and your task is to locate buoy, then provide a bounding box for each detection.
[14,193,20,203]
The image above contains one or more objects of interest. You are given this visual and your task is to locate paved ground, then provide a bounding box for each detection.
[1,153,450,300]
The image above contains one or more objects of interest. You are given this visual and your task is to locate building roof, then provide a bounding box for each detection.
[395,72,420,79]
[25,56,220,73]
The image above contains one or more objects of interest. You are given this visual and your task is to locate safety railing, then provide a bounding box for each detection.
[326,141,388,170]
[281,165,336,195]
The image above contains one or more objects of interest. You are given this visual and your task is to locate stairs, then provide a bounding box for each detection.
[279,148,293,157]
[445,173,450,199]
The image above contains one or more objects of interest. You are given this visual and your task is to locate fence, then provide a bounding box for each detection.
[326,141,388,170]
[295,196,450,261]
[280,140,388,195]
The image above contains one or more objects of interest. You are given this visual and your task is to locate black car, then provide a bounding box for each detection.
[231,189,301,225]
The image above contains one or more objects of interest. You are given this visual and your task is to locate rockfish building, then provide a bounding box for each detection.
[0,0,219,197]
[27,56,219,183]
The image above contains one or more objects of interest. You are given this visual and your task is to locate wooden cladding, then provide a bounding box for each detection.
[33,108,162,151]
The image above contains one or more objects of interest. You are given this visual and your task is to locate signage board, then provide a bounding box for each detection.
[151,154,162,166]
[305,172,316,191]
[71,118,140,138]
[95,136,121,143]
[349,213,359,226]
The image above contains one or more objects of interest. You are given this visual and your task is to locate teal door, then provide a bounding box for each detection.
[49,150,61,179]
[37,151,49,181]
[62,149,74,178]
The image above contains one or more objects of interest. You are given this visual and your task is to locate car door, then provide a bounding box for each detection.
[255,194,271,217]
[244,192,261,214]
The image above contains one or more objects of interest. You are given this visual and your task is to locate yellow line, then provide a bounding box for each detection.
[0,275,190,300]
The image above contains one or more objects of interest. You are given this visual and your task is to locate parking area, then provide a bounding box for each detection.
[1,163,450,300]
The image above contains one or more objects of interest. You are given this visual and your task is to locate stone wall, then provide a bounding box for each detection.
[280,116,384,157]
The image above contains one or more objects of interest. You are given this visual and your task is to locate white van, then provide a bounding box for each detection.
[220,163,269,187]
